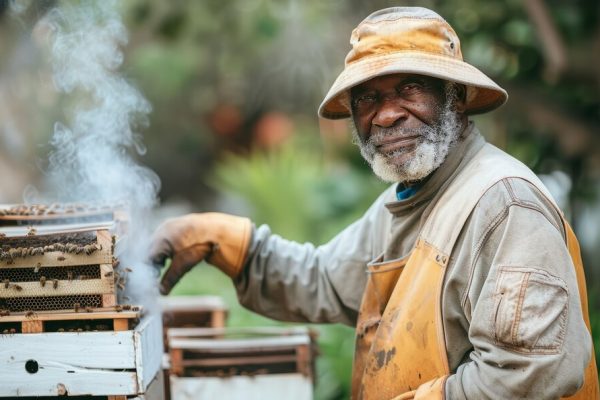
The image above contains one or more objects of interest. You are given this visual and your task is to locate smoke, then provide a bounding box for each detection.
[37,1,161,307]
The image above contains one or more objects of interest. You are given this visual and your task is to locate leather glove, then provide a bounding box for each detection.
[150,212,252,294]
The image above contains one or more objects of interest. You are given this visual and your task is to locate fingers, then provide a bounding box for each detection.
[149,220,177,268]
[159,243,212,294]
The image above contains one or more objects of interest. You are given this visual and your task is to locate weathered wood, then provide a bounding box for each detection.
[169,335,310,351]
[0,313,163,397]
[211,309,226,328]
[181,354,298,367]
[167,326,315,381]
[107,396,127,400]
[102,293,117,307]
[21,319,43,333]
[169,374,312,400]
[0,308,140,323]
[160,295,228,329]
[0,229,113,268]
[0,274,114,298]
[114,318,130,331]
[136,312,164,392]
[170,349,184,376]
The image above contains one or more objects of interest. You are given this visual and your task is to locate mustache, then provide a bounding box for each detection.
[367,125,435,146]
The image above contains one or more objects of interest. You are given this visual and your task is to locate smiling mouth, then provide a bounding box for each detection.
[375,136,420,155]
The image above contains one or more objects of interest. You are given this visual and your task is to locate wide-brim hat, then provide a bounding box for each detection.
[318,7,508,119]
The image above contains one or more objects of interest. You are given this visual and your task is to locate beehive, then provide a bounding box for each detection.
[166,326,316,400]
[0,225,117,314]
[0,204,163,398]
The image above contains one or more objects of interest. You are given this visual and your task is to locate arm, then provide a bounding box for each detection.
[444,181,591,399]
[234,188,393,326]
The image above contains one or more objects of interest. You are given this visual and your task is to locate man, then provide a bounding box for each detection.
[151,7,598,399]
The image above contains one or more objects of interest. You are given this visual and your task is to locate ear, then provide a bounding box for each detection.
[454,84,467,114]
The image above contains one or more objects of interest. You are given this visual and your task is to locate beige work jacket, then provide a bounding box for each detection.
[235,123,592,399]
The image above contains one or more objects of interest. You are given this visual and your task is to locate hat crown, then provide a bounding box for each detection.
[346,7,462,65]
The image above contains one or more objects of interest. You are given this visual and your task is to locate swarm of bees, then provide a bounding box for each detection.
[0,203,111,217]
[0,243,102,263]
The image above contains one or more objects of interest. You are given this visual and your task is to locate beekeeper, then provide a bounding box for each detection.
[151,7,598,400]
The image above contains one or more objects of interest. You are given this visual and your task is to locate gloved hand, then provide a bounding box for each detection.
[150,212,252,294]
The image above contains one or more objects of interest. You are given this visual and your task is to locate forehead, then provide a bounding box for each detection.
[351,73,445,93]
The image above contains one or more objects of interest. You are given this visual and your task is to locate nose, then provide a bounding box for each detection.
[371,98,409,128]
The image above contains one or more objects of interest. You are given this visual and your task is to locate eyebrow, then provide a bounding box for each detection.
[351,76,431,95]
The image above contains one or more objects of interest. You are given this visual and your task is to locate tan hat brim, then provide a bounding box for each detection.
[318,51,508,120]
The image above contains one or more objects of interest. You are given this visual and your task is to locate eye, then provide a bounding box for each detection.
[351,93,378,109]
[397,81,424,95]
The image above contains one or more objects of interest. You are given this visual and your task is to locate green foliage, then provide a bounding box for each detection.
[212,134,386,244]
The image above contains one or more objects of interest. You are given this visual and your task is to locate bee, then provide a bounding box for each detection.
[57,328,65,332]
[25,310,35,318]
[115,305,123,312]
[117,282,125,290]
[112,258,120,268]
[0,309,9,316]
[67,271,73,281]
[85,307,93,313]
[40,276,46,287]
[3,279,9,289]
[9,328,16,334]
[121,304,131,311]
[131,306,140,312]
[0,232,6,239]
[13,284,22,291]
[124,267,132,273]
[52,279,58,289]
[34,262,41,273]
[2,329,8,334]
[27,228,36,236]
[104,271,113,278]
[57,256,66,261]
[73,302,80,312]
[54,243,65,252]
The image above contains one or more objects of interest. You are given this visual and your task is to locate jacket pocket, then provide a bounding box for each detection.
[492,266,568,354]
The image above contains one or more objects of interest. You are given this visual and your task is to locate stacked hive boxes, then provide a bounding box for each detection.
[0,204,163,399]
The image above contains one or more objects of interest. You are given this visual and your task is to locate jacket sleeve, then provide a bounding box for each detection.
[444,185,591,399]
[233,188,392,326]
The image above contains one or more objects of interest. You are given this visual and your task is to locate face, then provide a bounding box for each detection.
[350,73,465,184]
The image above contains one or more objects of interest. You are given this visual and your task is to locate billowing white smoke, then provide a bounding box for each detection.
[40,1,161,308]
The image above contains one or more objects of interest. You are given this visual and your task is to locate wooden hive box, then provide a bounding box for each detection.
[0,224,118,312]
[167,326,316,400]
[0,312,163,398]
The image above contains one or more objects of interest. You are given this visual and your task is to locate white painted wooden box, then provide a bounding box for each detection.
[0,312,163,397]
[170,373,313,400]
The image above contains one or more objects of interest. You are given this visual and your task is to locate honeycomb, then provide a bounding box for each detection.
[0,265,101,282]
[0,231,97,250]
[0,294,103,312]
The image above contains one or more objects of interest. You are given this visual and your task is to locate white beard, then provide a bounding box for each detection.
[352,95,462,184]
